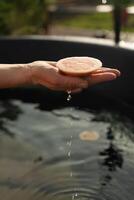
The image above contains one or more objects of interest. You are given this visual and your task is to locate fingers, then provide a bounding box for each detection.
[84,67,120,87]
[46,61,121,77]
[92,67,121,77]
[47,65,119,91]
[87,72,117,87]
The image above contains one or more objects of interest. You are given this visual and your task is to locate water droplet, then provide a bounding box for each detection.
[72,195,75,200]
[72,193,78,200]
[67,141,72,146]
[67,95,71,101]
[68,151,71,157]
[67,90,72,102]
[70,172,73,177]
[102,0,107,4]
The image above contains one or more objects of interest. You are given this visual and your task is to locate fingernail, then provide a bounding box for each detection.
[117,71,121,77]
[113,69,121,77]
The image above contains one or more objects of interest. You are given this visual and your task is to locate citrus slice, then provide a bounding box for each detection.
[56,56,102,76]
[79,131,99,141]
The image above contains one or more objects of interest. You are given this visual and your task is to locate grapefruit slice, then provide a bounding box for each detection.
[56,56,102,76]
[79,130,99,141]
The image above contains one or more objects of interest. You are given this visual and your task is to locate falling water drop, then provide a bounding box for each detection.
[68,151,71,157]
[67,141,72,146]
[72,193,78,200]
[70,172,73,177]
[67,90,72,102]
[102,0,107,4]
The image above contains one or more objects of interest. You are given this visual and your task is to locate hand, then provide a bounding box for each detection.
[28,61,89,92]
[28,61,120,93]
[86,67,121,87]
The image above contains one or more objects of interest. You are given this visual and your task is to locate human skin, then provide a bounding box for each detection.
[0,61,120,93]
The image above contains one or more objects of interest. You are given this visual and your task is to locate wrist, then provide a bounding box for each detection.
[25,62,36,85]
[26,61,47,85]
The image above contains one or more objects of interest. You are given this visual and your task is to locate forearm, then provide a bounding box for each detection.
[0,63,31,88]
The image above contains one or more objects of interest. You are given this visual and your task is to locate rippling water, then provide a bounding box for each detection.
[0,100,134,200]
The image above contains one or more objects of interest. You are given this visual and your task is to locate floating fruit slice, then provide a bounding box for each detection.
[57,56,102,76]
[79,131,99,141]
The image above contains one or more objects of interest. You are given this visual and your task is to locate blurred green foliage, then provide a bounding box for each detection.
[108,0,133,7]
[0,0,54,35]
[0,0,133,35]
[56,12,134,32]
[57,13,113,30]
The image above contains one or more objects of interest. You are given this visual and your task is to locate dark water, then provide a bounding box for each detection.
[0,99,134,200]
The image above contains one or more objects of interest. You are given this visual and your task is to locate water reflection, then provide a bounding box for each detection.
[99,126,123,187]
[0,101,133,200]
[0,100,22,137]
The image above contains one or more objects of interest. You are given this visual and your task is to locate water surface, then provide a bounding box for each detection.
[0,100,134,200]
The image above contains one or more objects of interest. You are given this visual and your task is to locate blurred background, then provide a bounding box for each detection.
[0,0,133,44]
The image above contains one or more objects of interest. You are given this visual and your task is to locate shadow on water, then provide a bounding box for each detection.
[99,127,123,187]
[0,100,22,137]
